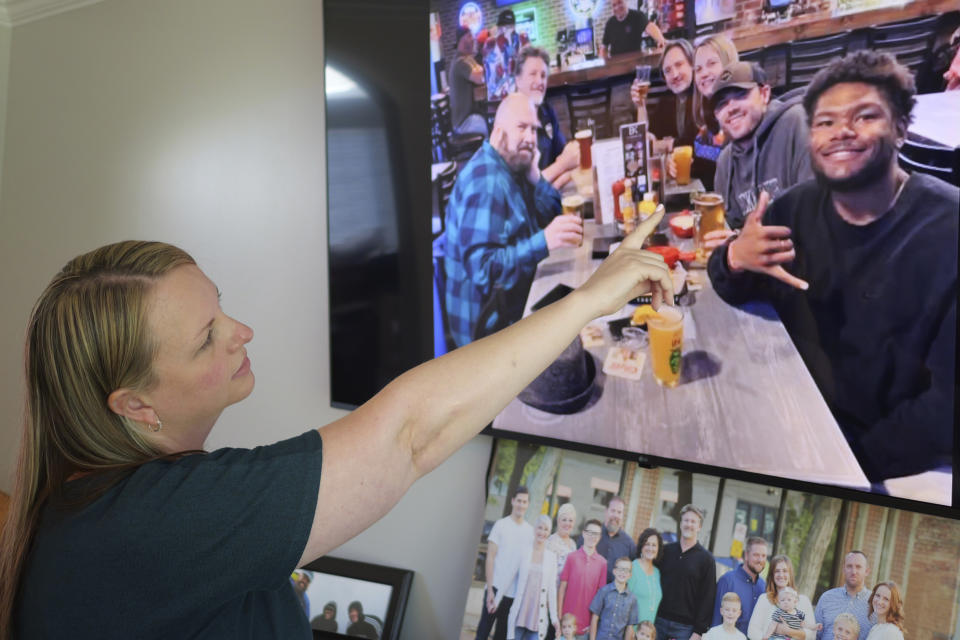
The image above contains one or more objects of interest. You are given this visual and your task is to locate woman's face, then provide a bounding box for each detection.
[640,534,659,561]
[143,265,254,447]
[535,520,551,542]
[694,44,724,97]
[557,511,575,536]
[872,585,891,620]
[773,561,792,589]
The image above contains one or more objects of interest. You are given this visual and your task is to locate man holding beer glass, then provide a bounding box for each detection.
[444,93,587,347]
[707,52,957,484]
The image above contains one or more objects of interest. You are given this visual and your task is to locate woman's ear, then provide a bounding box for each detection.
[107,388,157,425]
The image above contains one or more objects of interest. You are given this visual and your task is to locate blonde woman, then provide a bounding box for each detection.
[546,503,578,583]
[503,514,561,640]
[691,33,739,190]
[748,556,815,640]
[0,226,672,637]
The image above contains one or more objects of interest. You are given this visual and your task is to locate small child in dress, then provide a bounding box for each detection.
[560,612,579,640]
[762,587,822,640]
[831,613,860,640]
[636,620,657,640]
[703,592,747,640]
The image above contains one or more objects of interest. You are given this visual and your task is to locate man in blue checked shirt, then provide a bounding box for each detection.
[814,551,873,640]
[444,92,584,347]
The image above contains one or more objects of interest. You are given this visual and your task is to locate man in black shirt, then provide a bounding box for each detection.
[656,504,716,640]
[707,51,957,485]
[601,0,665,58]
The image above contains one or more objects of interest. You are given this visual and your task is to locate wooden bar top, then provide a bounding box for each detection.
[545,1,955,90]
[731,0,956,51]
[548,50,662,88]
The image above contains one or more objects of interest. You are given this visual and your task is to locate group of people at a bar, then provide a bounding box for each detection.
[476,487,906,640]
[441,19,957,486]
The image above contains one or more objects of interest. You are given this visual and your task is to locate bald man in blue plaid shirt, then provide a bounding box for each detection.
[444,93,584,347]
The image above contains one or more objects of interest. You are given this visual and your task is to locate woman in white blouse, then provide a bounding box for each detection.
[502,514,560,640]
[545,503,578,583]
[747,555,816,640]
[865,581,906,640]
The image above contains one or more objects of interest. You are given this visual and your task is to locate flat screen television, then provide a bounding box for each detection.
[324,0,434,409]
[325,0,958,511]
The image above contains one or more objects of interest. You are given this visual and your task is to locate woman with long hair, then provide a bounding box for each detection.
[0,229,672,637]
[866,581,906,640]
[691,33,739,190]
[626,527,663,623]
[747,555,815,640]
[504,514,561,640]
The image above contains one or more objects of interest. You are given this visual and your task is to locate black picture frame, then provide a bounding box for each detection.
[303,556,413,640]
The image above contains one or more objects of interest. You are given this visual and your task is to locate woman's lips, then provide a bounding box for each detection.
[233,356,251,378]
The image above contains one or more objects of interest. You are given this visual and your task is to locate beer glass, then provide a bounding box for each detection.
[647,306,684,387]
[672,145,693,185]
[691,192,726,259]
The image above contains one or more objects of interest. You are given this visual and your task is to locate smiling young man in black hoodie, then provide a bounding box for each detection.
[709,62,814,233]
[707,51,957,487]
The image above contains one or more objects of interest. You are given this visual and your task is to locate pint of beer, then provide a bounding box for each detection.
[692,192,726,259]
[647,306,683,387]
[575,130,593,169]
[562,194,585,218]
[562,194,586,247]
[672,145,693,185]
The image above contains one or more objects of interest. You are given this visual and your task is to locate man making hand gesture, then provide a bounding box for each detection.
[707,51,956,486]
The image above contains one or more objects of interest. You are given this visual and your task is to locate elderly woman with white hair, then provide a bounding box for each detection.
[497,514,560,640]
[545,503,578,584]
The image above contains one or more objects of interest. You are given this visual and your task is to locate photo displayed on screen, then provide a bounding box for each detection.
[461,438,960,640]
[291,570,391,638]
[428,0,957,508]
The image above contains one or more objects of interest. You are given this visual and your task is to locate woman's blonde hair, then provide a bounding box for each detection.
[693,33,739,130]
[0,240,196,638]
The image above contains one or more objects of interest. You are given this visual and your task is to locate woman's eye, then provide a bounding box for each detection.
[200,329,214,350]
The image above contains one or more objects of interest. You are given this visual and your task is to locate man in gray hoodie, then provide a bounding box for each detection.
[710,62,813,230]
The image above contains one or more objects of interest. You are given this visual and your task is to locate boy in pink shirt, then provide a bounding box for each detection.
[559,519,608,639]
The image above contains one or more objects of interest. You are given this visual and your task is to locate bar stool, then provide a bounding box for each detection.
[566,82,613,139]
[430,93,484,163]
[785,31,850,92]
[899,138,960,187]
[867,14,941,91]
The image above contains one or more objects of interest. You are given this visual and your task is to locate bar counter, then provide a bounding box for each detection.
[548,50,662,88]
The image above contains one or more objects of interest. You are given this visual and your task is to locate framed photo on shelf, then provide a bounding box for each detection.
[300,556,413,640]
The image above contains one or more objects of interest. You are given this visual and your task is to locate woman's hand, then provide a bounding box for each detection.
[576,206,674,314]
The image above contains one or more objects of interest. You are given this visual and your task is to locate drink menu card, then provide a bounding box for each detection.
[619,122,649,193]
[592,138,626,226]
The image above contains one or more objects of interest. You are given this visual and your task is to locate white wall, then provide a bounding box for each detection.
[0,1,489,637]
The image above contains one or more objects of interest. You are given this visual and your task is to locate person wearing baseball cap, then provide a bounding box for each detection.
[449,25,489,137]
[706,61,813,237]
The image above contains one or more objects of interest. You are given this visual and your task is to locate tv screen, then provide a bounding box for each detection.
[326,0,958,510]
[324,0,434,409]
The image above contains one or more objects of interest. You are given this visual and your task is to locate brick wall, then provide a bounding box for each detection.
[901,513,960,640]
